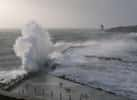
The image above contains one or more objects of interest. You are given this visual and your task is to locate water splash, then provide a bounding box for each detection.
[13,21,53,72]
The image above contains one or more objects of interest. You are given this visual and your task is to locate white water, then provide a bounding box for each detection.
[13,22,54,72]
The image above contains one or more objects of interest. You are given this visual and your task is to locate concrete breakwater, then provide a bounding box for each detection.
[0,74,128,100]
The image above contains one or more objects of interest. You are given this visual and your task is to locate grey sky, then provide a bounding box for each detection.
[0,0,137,28]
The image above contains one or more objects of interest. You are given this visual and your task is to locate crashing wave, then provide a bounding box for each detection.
[13,21,102,72]
[13,21,54,72]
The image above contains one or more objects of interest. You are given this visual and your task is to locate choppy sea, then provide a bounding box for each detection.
[0,29,137,99]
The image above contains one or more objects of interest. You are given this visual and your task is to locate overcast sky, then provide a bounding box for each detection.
[0,0,137,28]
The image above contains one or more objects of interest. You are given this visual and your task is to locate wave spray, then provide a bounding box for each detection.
[13,22,54,72]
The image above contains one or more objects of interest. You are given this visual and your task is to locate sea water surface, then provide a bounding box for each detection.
[0,29,137,99]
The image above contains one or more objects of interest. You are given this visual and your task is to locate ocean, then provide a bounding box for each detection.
[0,22,137,99]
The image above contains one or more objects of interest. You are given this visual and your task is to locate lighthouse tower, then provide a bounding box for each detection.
[100,24,104,31]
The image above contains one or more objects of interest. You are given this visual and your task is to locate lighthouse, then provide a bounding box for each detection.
[100,24,104,31]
